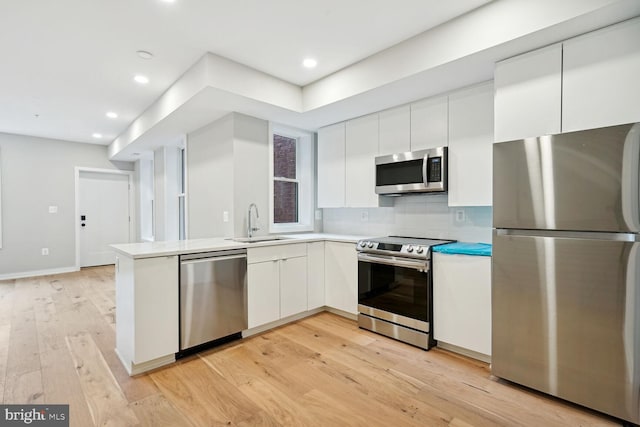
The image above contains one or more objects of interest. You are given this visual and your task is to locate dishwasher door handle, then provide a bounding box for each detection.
[180,254,247,265]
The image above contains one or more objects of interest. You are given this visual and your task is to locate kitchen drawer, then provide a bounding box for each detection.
[248,243,307,264]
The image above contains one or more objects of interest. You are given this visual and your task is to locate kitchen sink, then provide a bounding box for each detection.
[228,236,291,243]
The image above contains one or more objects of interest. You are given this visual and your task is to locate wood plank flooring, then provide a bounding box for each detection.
[0,266,623,426]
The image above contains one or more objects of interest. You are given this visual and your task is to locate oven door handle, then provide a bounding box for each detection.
[358,253,428,272]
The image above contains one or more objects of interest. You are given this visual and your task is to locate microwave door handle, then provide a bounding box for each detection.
[422,154,429,185]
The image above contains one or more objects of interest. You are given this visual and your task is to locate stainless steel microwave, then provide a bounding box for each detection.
[375,147,447,195]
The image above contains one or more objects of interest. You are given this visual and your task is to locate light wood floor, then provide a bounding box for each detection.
[0,266,622,426]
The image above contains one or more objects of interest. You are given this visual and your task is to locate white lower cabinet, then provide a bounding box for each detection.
[433,253,491,358]
[115,254,179,375]
[247,243,308,328]
[247,260,280,328]
[324,241,358,315]
[280,256,308,318]
[307,242,326,310]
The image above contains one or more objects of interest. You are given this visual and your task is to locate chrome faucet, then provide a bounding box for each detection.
[247,203,259,238]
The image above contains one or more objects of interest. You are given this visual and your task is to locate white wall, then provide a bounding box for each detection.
[232,113,269,238]
[137,158,154,241]
[153,146,180,241]
[153,148,166,241]
[322,195,492,243]
[0,132,133,278]
[187,112,310,239]
[187,114,235,238]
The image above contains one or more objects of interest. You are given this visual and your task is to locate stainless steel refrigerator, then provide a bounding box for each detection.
[492,123,640,424]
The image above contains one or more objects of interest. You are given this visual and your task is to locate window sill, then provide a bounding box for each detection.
[269,223,314,234]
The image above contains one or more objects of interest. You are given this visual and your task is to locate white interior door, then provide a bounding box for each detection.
[79,171,130,267]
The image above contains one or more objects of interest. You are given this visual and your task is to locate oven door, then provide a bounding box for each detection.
[357,253,430,332]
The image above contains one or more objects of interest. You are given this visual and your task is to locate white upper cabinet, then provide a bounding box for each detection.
[410,95,448,150]
[562,18,640,132]
[494,43,562,142]
[379,105,410,156]
[448,82,494,207]
[317,122,346,208]
[345,113,379,208]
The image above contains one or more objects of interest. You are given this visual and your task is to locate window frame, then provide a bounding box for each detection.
[269,123,314,233]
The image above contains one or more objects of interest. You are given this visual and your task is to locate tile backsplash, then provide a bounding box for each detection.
[322,195,492,243]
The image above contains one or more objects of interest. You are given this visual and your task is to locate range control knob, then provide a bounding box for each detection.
[416,246,424,254]
[407,245,414,253]
[358,241,366,248]
[367,241,375,248]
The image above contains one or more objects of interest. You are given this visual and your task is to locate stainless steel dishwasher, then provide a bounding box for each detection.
[179,249,247,352]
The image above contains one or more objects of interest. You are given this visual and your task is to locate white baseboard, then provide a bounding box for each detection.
[324,306,357,320]
[437,341,491,363]
[242,307,325,338]
[116,348,175,376]
[0,266,79,281]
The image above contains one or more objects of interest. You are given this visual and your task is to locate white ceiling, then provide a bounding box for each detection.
[0,0,490,146]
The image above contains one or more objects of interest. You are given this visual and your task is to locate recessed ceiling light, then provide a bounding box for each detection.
[106,111,118,119]
[92,133,103,139]
[136,50,154,60]
[302,58,317,68]
[134,75,149,85]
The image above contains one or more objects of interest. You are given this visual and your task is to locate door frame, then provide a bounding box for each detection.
[74,167,135,270]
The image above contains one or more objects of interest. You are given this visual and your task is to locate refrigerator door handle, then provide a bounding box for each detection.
[495,228,640,242]
[622,123,640,230]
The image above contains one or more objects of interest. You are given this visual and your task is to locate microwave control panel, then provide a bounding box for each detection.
[427,157,442,182]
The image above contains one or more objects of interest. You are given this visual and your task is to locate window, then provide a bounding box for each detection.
[273,135,298,223]
[270,125,314,233]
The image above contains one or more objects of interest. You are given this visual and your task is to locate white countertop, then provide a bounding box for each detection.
[111,233,370,259]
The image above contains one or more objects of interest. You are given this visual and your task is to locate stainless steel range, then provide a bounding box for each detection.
[357,236,453,349]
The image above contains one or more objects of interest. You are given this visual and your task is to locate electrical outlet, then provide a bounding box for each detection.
[314,210,322,220]
[361,210,369,222]
[223,211,229,222]
[455,209,465,223]
[42,248,49,256]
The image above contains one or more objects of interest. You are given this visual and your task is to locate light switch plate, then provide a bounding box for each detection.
[41,248,49,256]
[314,210,322,220]
[49,206,58,214]
[361,210,369,222]
[455,209,465,223]
[223,211,229,222]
